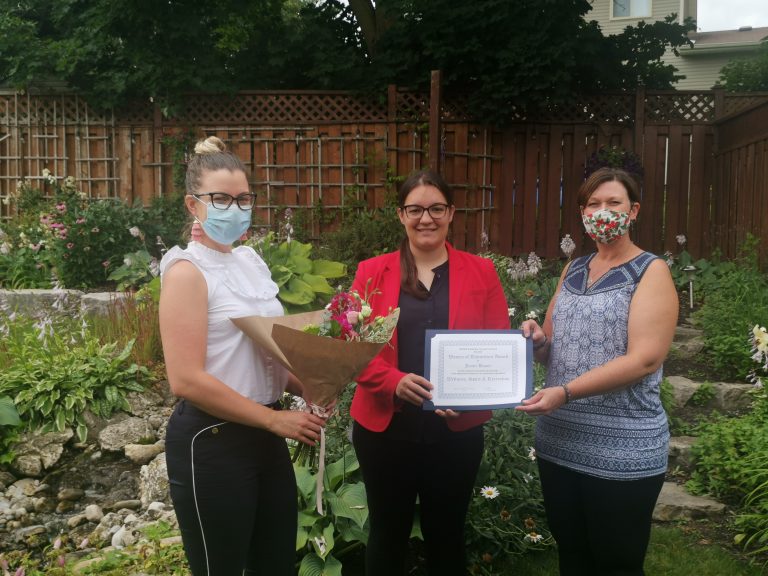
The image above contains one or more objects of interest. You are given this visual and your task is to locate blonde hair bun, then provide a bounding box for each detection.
[194,136,227,155]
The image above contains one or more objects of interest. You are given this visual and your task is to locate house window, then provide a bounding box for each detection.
[612,0,652,18]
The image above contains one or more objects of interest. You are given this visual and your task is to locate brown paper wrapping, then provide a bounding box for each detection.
[231,311,396,406]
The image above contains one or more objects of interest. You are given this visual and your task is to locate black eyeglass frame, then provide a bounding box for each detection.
[193,192,257,211]
[400,203,451,219]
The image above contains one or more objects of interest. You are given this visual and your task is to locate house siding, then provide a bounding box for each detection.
[589,0,686,36]
[590,0,728,89]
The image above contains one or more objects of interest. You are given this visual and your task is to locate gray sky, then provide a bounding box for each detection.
[696,0,768,32]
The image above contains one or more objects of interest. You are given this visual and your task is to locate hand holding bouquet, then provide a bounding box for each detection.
[232,286,398,512]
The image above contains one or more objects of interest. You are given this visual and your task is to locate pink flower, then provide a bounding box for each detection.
[91,227,100,233]
[76,217,86,224]
[55,203,66,213]
[346,311,360,325]
[66,243,74,249]
[102,260,110,268]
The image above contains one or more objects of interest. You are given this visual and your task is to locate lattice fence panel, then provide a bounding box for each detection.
[723,93,768,118]
[396,91,429,121]
[179,93,387,125]
[644,92,715,123]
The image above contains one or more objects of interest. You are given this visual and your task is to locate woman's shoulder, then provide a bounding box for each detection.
[358,250,399,270]
[159,244,194,276]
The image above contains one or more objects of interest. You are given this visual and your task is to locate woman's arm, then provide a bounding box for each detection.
[517,259,678,415]
[159,261,325,444]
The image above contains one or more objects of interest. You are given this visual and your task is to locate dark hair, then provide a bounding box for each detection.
[398,170,453,299]
[185,136,248,196]
[577,167,640,209]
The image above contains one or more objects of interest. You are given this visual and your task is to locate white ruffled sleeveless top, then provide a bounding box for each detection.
[159,241,288,404]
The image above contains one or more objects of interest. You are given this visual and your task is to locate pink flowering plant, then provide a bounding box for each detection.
[302,288,397,344]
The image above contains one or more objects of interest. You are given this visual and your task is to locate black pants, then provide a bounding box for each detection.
[537,457,665,576]
[352,421,484,576]
[165,401,297,576]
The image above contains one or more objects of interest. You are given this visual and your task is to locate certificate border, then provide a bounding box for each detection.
[422,329,533,411]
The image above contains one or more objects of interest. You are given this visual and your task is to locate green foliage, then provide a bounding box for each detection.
[319,206,404,283]
[687,390,768,503]
[247,232,347,313]
[466,410,552,572]
[295,446,367,576]
[585,145,644,181]
[107,249,158,291]
[481,252,562,328]
[691,240,768,381]
[690,381,716,407]
[0,173,185,290]
[0,312,148,443]
[719,40,768,92]
[0,0,694,123]
[0,395,21,426]
[350,1,694,124]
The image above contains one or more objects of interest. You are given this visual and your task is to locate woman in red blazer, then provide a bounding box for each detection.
[350,170,510,576]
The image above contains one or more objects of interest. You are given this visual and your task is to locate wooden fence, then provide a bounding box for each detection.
[1,85,767,261]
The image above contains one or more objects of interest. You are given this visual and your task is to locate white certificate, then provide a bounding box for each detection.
[423,330,533,411]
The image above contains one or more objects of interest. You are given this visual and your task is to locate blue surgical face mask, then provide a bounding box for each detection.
[193,196,252,245]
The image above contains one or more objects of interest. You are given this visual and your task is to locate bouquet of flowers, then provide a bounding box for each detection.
[231,287,399,512]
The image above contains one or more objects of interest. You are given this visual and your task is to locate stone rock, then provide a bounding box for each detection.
[670,326,705,357]
[124,441,165,465]
[67,513,88,528]
[85,504,104,522]
[7,478,43,498]
[81,410,115,443]
[80,292,125,315]
[665,376,700,410]
[111,500,142,511]
[140,453,170,508]
[58,487,85,501]
[668,436,697,471]
[10,429,74,477]
[14,524,46,542]
[653,482,726,522]
[56,500,75,513]
[710,382,755,413]
[111,525,136,549]
[98,417,155,452]
[0,289,84,316]
[124,390,165,418]
[0,470,16,491]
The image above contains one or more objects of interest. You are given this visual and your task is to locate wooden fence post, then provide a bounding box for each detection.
[634,86,645,155]
[429,70,442,173]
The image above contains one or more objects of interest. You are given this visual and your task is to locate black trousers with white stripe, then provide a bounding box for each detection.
[165,400,297,576]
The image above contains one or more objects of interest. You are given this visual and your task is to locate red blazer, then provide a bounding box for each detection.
[351,243,510,433]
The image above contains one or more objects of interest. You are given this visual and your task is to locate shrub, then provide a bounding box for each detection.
[482,252,563,328]
[0,291,149,443]
[692,248,768,380]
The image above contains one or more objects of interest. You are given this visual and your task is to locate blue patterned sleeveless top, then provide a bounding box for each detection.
[535,251,669,480]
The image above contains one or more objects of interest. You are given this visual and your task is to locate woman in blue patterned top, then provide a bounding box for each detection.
[517,167,678,576]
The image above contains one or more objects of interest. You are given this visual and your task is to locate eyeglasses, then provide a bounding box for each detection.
[194,192,256,210]
[401,203,450,220]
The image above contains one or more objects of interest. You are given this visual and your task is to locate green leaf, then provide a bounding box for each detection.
[311,259,346,279]
[298,553,324,576]
[279,277,316,305]
[0,396,21,427]
[295,465,318,501]
[296,527,309,551]
[54,410,66,432]
[270,264,293,287]
[327,482,368,529]
[300,273,335,295]
[309,522,335,560]
[325,448,360,490]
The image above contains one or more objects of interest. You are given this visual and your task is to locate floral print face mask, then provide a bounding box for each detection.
[581,209,631,244]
